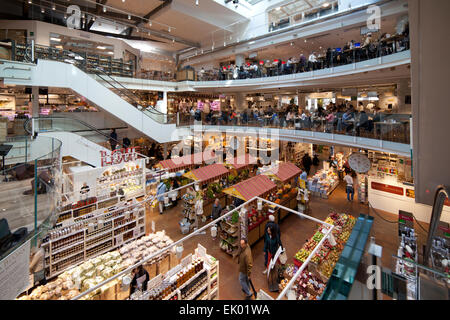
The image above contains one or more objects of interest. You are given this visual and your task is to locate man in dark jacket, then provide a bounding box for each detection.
[238,238,253,300]
[210,198,222,220]
[302,153,313,175]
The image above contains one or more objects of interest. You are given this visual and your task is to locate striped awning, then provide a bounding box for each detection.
[267,162,302,182]
[183,163,229,183]
[223,174,277,201]
[226,154,258,170]
[157,150,219,173]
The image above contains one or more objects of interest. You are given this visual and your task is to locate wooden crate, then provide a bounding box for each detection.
[115,283,130,300]
[99,284,116,300]
[158,254,170,275]
[248,226,259,246]
[144,261,157,279]
[169,251,178,269]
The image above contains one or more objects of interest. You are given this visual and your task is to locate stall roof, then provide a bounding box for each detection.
[183,163,229,183]
[226,154,258,170]
[268,162,302,182]
[157,150,218,172]
[223,174,277,201]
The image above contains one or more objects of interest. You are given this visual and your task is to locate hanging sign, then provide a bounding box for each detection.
[100,147,139,167]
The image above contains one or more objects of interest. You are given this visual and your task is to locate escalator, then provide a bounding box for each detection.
[25,116,148,167]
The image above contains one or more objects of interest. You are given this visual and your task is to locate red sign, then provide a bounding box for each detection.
[445,198,450,207]
[399,213,413,222]
[100,147,139,167]
[371,182,404,196]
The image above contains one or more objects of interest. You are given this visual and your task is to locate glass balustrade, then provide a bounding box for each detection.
[176,111,411,145]
[0,135,62,262]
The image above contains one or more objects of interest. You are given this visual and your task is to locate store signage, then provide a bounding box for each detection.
[0,240,31,300]
[210,100,220,111]
[371,182,404,196]
[100,147,139,167]
[399,213,414,223]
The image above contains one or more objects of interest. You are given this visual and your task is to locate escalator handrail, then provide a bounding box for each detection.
[423,185,450,267]
[25,116,149,160]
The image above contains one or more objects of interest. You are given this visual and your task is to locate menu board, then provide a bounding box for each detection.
[0,240,31,300]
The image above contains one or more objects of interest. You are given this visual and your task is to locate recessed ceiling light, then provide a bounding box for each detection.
[107,51,114,55]
[50,37,61,42]
[128,15,131,20]
[195,0,199,5]
[149,21,152,26]
[97,46,106,50]
[276,7,281,10]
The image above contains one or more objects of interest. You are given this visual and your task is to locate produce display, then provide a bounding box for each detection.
[290,212,356,299]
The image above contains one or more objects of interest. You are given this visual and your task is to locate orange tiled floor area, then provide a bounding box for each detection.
[145,183,430,300]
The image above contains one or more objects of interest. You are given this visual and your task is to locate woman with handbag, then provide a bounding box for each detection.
[264,226,283,292]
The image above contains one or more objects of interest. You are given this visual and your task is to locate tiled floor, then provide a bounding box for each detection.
[145,183,430,300]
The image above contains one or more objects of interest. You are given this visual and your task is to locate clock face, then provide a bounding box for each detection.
[348,153,371,173]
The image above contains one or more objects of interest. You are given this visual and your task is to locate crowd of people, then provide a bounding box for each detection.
[179,99,406,140]
[199,30,409,81]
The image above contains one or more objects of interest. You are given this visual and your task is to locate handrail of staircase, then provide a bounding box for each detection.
[24,116,149,160]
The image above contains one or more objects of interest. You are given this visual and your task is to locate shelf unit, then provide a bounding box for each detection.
[220,217,239,258]
[11,42,135,77]
[137,248,219,300]
[43,205,145,278]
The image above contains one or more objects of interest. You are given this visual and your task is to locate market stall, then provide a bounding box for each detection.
[225,154,258,172]
[183,163,229,218]
[156,150,219,173]
[280,212,358,300]
[261,162,302,220]
[222,175,277,246]
[306,166,339,199]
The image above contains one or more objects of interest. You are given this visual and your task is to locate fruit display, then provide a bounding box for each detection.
[293,271,326,300]
[291,212,356,298]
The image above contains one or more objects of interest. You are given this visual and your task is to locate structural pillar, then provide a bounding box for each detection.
[234,92,247,112]
[409,0,450,206]
[235,54,245,67]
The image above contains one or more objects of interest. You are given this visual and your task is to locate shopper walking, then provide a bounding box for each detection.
[344,172,355,202]
[262,215,281,274]
[238,238,253,300]
[210,198,222,221]
[156,180,167,214]
[312,154,320,173]
[194,192,204,229]
[109,129,118,151]
[302,153,313,175]
[264,225,282,292]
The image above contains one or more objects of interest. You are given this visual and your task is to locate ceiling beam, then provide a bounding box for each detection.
[89,29,165,43]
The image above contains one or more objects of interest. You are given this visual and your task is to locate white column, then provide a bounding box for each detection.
[235,54,245,67]
[234,92,246,112]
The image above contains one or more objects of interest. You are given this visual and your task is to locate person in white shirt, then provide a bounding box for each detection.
[308,52,318,71]
[344,172,355,202]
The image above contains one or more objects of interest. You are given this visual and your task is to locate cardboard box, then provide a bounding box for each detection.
[158,254,170,274]
[169,251,178,269]
[144,261,157,279]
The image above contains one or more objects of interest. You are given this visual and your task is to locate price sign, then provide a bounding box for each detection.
[151,221,155,233]
[197,244,207,259]
[181,254,192,268]
[115,234,123,246]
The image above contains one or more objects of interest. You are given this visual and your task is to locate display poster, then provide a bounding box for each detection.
[371,182,404,196]
[197,101,204,111]
[0,240,31,300]
[210,100,220,111]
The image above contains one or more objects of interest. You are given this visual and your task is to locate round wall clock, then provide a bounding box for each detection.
[348,153,371,173]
